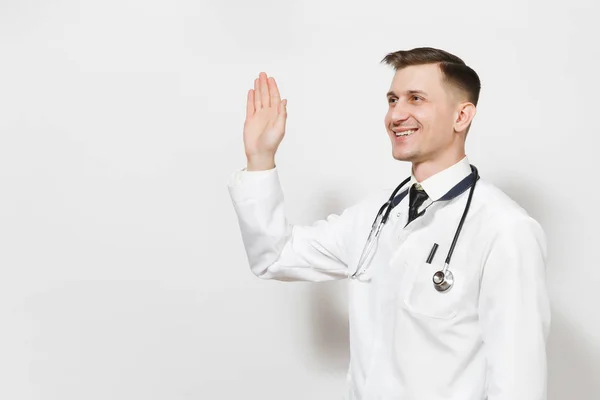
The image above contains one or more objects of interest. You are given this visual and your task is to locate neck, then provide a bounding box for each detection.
[411,150,466,182]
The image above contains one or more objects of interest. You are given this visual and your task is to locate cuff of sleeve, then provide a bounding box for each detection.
[227,166,281,203]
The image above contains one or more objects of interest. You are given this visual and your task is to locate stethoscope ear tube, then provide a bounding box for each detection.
[433,166,479,292]
[350,177,411,279]
[443,167,478,266]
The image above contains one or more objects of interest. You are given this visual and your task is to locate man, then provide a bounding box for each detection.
[227,47,550,400]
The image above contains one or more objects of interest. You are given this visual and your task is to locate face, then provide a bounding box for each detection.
[384,64,470,167]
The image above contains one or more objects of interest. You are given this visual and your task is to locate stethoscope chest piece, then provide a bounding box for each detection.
[432,269,454,292]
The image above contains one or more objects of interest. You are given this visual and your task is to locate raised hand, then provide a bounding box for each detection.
[243,72,288,171]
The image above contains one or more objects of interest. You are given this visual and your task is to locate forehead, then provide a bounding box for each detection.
[389,64,447,97]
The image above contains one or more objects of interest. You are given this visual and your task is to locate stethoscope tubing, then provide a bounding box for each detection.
[351,166,479,290]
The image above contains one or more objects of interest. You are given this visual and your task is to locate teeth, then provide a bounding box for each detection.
[395,129,416,137]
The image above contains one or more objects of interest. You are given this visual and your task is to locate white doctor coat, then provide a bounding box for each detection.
[227,156,550,400]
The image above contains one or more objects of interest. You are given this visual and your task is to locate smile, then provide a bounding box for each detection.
[393,129,418,137]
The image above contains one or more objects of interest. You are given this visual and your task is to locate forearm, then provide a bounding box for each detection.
[228,168,350,282]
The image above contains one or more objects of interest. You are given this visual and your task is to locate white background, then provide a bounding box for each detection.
[0,0,598,399]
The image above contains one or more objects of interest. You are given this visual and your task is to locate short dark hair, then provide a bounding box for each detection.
[381,47,481,106]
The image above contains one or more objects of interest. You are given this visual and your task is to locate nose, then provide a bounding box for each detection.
[390,103,411,125]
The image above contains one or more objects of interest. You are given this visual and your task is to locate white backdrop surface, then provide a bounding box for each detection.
[0,0,598,399]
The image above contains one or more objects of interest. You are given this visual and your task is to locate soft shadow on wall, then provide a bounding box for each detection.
[547,309,600,400]
[296,188,352,374]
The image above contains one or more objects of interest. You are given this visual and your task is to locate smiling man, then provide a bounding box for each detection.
[384,57,478,182]
[228,47,550,400]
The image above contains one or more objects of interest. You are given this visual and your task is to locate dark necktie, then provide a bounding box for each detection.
[407,183,429,225]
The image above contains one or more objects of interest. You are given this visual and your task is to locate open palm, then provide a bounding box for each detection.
[243,72,287,163]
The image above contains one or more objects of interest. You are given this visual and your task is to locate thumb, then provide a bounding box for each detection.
[278,99,287,114]
[277,99,287,118]
[276,99,287,130]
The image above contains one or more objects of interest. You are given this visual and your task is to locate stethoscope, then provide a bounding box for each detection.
[350,165,479,292]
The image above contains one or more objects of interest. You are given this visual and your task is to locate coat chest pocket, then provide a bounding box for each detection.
[401,260,466,320]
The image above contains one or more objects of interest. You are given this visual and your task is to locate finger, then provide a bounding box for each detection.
[259,72,270,108]
[246,89,254,119]
[268,77,281,107]
[254,78,262,109]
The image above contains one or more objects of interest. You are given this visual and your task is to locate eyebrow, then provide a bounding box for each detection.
[386,90,428,98]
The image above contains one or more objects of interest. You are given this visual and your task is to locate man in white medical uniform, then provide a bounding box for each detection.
[227,47,550,400]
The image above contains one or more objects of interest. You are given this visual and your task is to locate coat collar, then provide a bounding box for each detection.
[409,156,472,201]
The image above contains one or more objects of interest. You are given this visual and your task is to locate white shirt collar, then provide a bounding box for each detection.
[409,156,472,201]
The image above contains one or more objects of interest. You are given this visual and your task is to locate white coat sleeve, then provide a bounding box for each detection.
[227,167,364,282]
[478,215,551,400]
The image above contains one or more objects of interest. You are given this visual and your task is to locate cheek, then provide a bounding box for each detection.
[437,104,455,123]
[410,109,429,128]
[420,106,451,130]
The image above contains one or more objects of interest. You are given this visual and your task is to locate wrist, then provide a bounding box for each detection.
[246,154,276,171]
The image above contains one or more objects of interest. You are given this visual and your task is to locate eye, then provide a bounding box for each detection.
[388,97,397,104]
[411,95,423,102]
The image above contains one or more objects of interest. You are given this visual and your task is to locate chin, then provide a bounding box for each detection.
[391,149,416,162]
[390,142,415,161]
[389,133,420,162]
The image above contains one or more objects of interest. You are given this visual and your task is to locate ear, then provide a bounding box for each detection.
[454,102,476,134]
